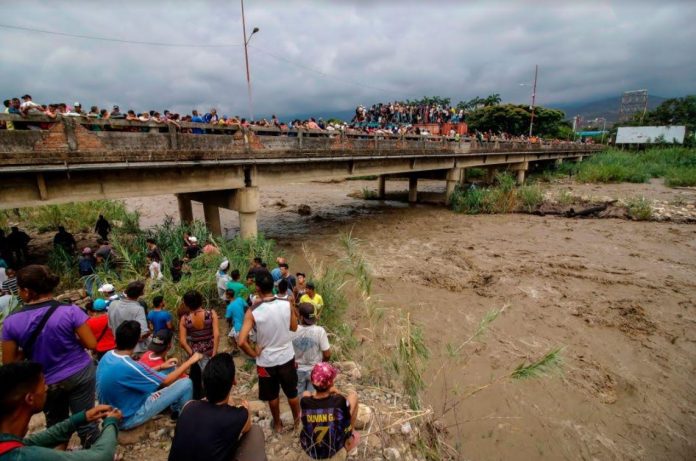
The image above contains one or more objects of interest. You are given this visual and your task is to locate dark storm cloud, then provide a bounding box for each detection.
[1,0,694,118]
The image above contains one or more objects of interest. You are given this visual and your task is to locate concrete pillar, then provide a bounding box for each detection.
[378,175,386,199]
[203,203,222,237]
[485,167,496,185]
[516,169,526,185]
[460,168,467,186]
[408,177,418,203]
[176,194,193,224]
[445,167,461,205]
[555,158,563,167]
[234,187,260,239]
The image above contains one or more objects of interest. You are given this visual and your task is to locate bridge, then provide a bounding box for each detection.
[0,114,601,237]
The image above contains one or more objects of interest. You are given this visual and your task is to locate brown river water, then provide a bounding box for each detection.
[125,179,696,460]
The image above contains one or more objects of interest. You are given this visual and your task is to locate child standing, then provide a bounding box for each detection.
[292,303,331,394]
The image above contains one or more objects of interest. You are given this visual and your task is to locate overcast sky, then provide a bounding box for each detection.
[1,0,694,118]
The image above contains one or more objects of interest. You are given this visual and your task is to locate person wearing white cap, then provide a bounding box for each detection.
[184,236,201,261]
[98,283,120,307]
[216,260,231,301]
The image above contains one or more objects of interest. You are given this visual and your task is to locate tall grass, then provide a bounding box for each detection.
[0,200,140,233]
[450,172,542,214]
[574,147,696,186]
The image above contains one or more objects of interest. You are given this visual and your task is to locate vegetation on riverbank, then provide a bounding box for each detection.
[557,147,696,187]
[0,200,140,233]
[450,172,544,214]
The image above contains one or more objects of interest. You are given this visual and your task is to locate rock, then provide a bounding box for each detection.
[274,199,288,208]
[400,422,412,435]
[354,404,373,430]
[247,400,266,415]
[298,204,312,216]
[118,419,160,445]
[384,447,401,461]
[280,411,295,426]
[27,413,46,434]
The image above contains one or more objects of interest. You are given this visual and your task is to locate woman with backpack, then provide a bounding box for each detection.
[1,265,101,448]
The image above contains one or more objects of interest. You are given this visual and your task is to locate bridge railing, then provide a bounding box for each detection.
[0,113,601,166]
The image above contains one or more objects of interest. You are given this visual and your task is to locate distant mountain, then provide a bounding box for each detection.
[551,95,668,124]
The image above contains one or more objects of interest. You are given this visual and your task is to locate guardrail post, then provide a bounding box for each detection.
[168,123,179,150]
[63,118,78,151]
[298,129,303,149]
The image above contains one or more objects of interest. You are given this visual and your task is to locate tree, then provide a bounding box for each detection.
[465,103,565,137]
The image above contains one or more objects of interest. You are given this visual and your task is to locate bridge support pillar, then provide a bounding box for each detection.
[203,203,222,237]
[378,175,386,199]
[460,168,467,186]
[512,161,529,185]
[555,158,563,167]
[176,195,193,225]
[517,169,526,185]
[408,177,418,203]
[445,168,461,205]
[235,187,260,239]
[485,168,496,185]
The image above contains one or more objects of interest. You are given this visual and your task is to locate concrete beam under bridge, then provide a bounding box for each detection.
[178,187,260,238]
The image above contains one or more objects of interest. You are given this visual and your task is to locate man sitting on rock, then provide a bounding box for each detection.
[168,353,267,461]
[299,363,359,460]
[0,361,122,460]
[96,321,201,430]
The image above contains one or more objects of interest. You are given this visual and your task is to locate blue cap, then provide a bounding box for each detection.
[93,298,107,311]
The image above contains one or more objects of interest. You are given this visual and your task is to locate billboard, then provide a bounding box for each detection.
[615,126,686,144]
[618,90,648,122]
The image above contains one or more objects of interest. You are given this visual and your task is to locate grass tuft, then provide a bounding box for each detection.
[511,347,564,380]
[626,196,653,221]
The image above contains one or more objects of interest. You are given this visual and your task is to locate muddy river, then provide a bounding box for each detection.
[126,179,696,460]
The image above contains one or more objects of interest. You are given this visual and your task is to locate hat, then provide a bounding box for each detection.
[112,105,119,109]
[219,260,230,271]
[74,101,81,107]
[98,283,115,293]
[93,298,107,311]
[306,281,316,289]
[148,329,173,353]
[311,362,338,390]
[189,236,198,243]
[298,302,316,325]
[82,247,92,255]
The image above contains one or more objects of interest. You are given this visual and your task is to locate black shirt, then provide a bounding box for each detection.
[168,400,248,461]
[300,394,351,459]
[185,245,201,260]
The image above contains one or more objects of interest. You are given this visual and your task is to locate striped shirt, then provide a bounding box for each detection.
[1,277,18,296]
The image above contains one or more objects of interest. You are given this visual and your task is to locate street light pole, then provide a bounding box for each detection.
[241,0,259,121]
[528,64,538,138]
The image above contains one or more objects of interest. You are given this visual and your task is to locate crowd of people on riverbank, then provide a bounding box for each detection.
[0,220,360,460]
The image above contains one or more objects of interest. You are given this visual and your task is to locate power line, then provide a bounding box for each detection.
[249,44,399,95]
[0,23,241,48]
[0,22,403,97]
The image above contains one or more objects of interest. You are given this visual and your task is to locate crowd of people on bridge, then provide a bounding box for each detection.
[0,215,360,460]
[3,93,463,137]
[352,101,464,127]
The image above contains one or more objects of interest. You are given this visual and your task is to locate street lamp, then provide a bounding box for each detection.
[519,64,538,138]
[241,0,259,121]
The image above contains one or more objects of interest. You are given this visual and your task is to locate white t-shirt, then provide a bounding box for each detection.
[216,271,230,300]
[252,298,295,367]
[292,325,330,372]
[149,261,163,280]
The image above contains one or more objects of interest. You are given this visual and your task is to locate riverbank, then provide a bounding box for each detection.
[121,177,696,460]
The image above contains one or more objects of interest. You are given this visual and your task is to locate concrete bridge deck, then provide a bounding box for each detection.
[0,114,602,237]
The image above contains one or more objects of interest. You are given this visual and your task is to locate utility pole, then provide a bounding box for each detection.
[241,0,259,121]
[529,64,538,137]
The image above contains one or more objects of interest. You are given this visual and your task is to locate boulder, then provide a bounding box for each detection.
[297,204,312,216]
[354,404,373,430]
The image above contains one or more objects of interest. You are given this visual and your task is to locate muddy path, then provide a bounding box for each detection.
[125,179,696,460]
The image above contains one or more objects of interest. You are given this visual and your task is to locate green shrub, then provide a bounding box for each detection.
[517,185,544,212]
[627,196,653,221]
[664,167,696,187]
[0,200,139,234]
[361,187,379,199]
[450,185,489,214]
[574,147,696,187]
[465,167,485,179]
